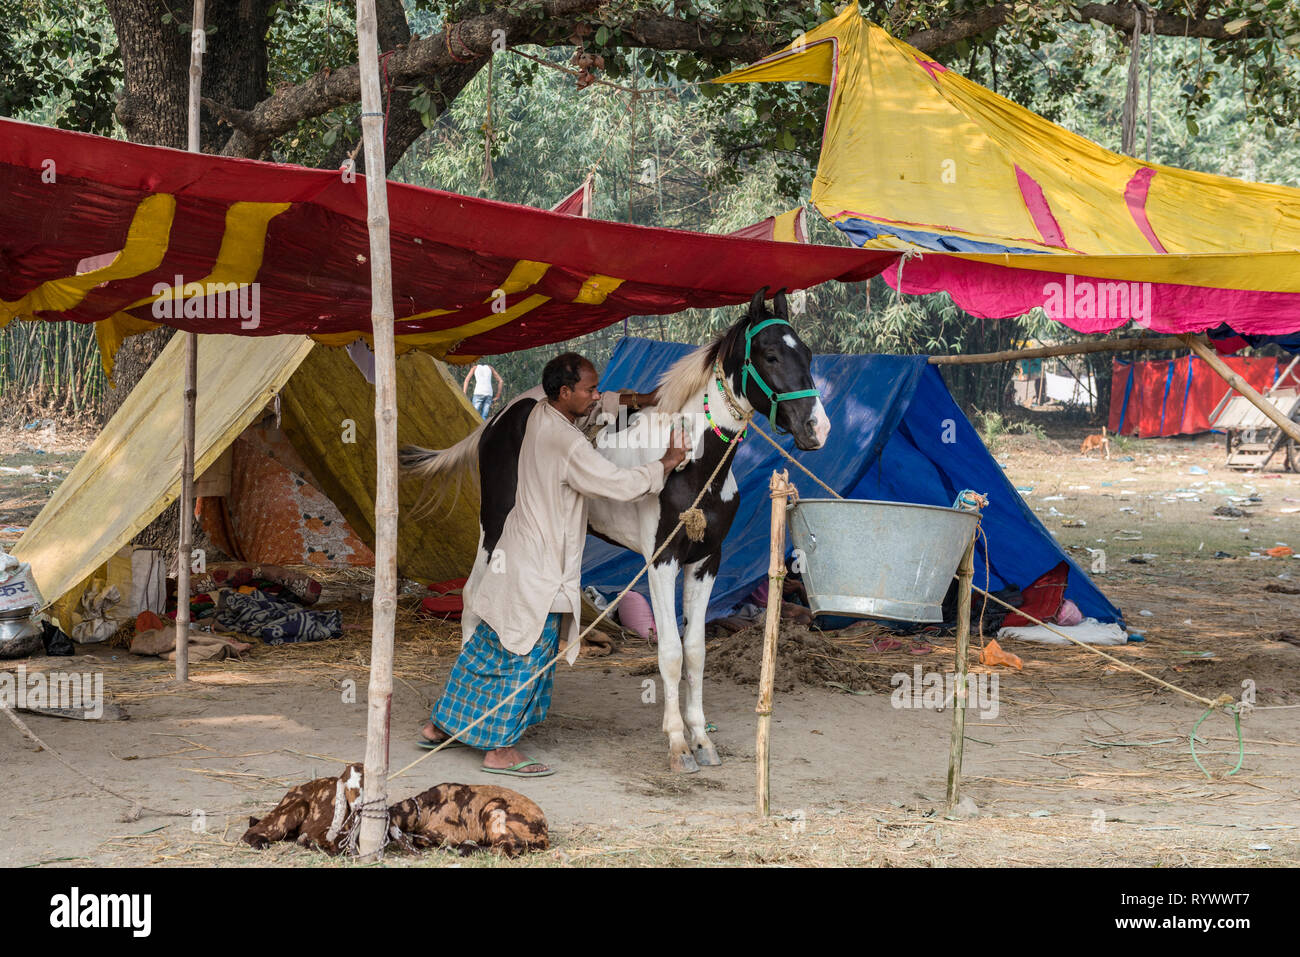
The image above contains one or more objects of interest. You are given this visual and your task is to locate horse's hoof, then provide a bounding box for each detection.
[669,751,700,774]
[693,743,722,767]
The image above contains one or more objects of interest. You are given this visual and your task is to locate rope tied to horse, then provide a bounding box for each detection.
[392,407,754,781]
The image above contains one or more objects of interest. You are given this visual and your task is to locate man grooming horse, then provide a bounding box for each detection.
[405,288,828,773]
[414,353,687,777]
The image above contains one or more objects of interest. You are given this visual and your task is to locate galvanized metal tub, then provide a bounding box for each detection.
[788,499,980,622]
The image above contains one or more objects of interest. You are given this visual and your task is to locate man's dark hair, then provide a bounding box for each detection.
[542,352,592,400]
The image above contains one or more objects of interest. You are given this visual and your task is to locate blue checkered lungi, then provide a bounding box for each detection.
[430,613,561,750]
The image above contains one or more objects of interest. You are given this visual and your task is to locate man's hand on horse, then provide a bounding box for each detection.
[625,388,659,411]
[660,422,690,473]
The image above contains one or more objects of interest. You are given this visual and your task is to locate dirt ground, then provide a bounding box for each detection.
[1,422,1298,868]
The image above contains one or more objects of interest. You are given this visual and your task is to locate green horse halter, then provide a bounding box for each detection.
[740,317,821,427]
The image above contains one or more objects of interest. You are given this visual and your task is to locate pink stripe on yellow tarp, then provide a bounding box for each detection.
[1013,166,1069,251]
[1124,169,1169,254]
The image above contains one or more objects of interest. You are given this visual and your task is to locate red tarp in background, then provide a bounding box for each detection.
[1108,356,1298,437]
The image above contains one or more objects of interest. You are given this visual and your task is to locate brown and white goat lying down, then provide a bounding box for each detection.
[241,763,548,857]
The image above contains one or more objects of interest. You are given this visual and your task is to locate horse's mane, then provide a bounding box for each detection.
[653,318,747,414]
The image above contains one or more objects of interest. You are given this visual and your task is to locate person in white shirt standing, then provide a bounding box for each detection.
[462,362,503,418]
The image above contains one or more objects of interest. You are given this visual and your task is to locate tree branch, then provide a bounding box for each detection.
[905,1,1268,49]
[219,0,1276,162]
[219,0,607,157]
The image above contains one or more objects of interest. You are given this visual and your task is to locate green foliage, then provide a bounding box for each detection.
[975,409,1045,452]
[264,0,361,165]
[0,320,107,416]
[0,0,119,133]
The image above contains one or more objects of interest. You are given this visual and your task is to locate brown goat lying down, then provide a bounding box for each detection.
[241,764,548,857]
[242,762,365,855]
[387,783,549,857]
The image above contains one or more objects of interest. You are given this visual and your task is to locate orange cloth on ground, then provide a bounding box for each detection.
[979,639,1023,670]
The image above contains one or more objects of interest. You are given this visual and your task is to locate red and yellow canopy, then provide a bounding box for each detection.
[0,118,894,374]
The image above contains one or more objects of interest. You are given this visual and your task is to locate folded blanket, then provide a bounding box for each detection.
[998,618,1128,646]
[217,589,342,644]
[130,624,252,661]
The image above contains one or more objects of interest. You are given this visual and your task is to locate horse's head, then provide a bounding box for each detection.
[718,287,829,451]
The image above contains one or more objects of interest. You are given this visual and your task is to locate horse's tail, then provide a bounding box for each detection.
[400,427,482,518]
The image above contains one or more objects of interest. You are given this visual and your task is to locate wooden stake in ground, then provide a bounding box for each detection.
[175,0,206,685]
[756,469,795,817]
[1181,334,1300,446]
[355,0,400,861]
[944,532,976,810]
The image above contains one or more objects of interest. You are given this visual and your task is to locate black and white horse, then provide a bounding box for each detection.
[402,289,829,773]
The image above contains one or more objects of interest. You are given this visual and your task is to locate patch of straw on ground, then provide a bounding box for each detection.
[78,803,1299,868]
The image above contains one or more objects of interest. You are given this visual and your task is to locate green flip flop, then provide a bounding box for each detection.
[481,759,555,778]
[417,735,469,751]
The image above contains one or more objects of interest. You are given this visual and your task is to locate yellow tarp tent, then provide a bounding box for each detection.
[12,333,483,611]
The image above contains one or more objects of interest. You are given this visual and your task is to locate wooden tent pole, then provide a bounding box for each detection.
[927,335,1185,366]
[175,0,206,685]
[355,0,399,861]
[756,469,793,817]
[1181,335,1300,445]
[944,532,976,811]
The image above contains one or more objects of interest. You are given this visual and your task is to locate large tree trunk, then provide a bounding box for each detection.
[102,0,275,425]
[101,0,272,567]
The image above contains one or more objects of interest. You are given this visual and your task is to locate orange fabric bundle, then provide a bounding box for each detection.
[979,639,1023,670]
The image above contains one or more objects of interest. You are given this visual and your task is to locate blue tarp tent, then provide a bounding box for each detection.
[582,337,1122,625]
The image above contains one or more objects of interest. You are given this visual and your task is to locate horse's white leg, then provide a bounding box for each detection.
[681,559,720,767]
[647,558,697,773]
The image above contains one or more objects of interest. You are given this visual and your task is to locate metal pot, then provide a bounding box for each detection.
[788,499,981,623]
[0,604,40,657]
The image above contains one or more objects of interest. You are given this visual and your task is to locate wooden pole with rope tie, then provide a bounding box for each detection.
[756,469,796,816]
[355,0,401,860]
[944,530,976,810]
[175,0,206,685]
[926,335,1188,366]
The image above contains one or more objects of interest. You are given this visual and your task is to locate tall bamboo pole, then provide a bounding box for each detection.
[355,0,399,860]
[1181,335,1300,445]
[756,469,794,816]
[175,0,205,684]
[944,533,976,810]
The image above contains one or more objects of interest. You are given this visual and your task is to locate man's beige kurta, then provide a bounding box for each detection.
[470,395,666,665]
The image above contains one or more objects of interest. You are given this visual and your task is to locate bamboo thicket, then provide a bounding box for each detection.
[0,321,107,416]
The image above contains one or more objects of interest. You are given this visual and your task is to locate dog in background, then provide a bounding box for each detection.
[1080,426,1110,459]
